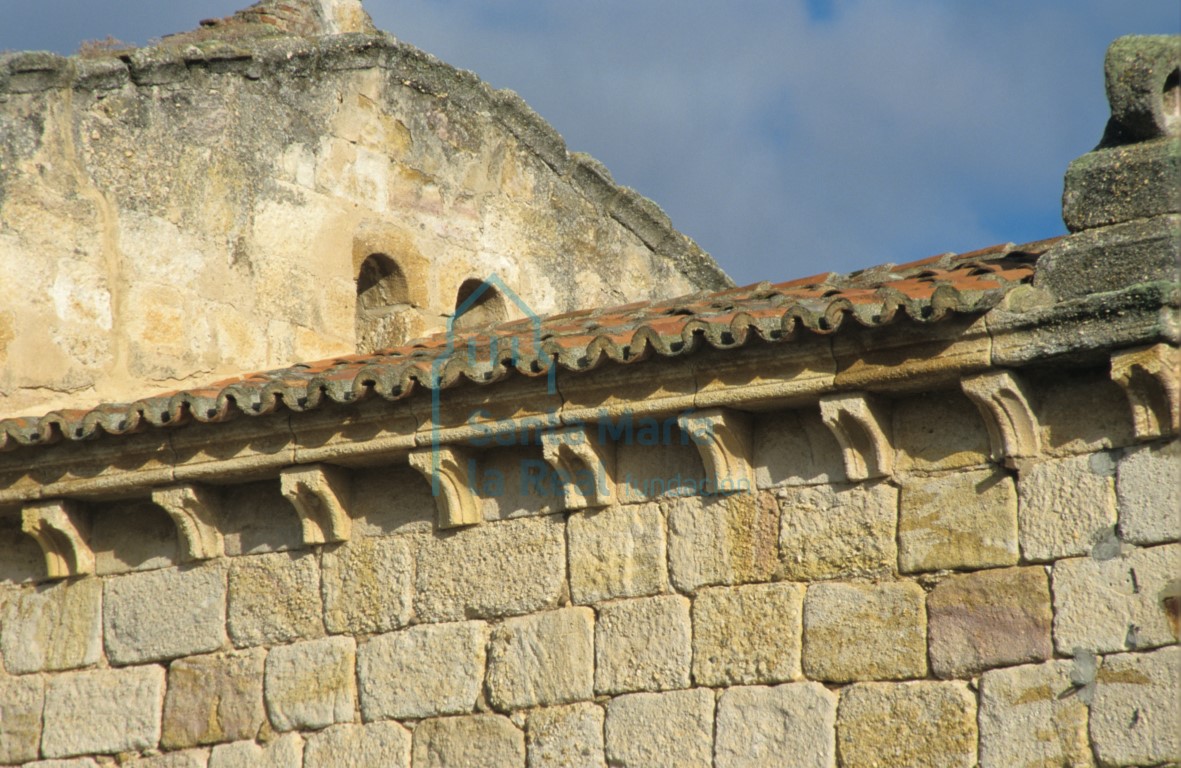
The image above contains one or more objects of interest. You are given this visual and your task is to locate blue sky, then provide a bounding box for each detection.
[1,1,1177,284]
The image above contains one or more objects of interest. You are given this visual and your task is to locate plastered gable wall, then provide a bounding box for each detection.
[0,33,728,419]
[0,367,1177,767]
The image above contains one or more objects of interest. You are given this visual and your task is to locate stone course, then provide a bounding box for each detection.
[525,703,606,768]
[666,494,778,592]
[303,721,412,768]
[567,502,668,603]
[227,552,323,647]
[411,715,525,768]
[41,666,165,758]
[2,578,102,673]
[978,660,1092,768]
[0,674,43,764]
[1089,646,1181,766]
[777,482,897,579]
[1116,440,1180,544]
[320,535,413,634]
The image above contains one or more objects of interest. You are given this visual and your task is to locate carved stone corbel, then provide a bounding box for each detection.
[279,464,353,544]
[151,484,225,561]
[961,370,1041,467]
[677,408,755,494]
[818,393,893,481]
[408,447,482,528]
[541,426,615,509]
[21,499,94,579]
[1111,344,1180,441]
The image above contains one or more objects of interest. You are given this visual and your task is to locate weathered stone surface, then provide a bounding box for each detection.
[1090,647,1180,766]
[321,534,413,634]
[614,436,705,504]
[22,759,102,768]
[978,660,1093,768]
[1036,373,1137,457]
[41,665,165,758]
[104,563,227,664]
[604,689,714,768]
[1,577,102,674]
[692,582,804,687]
[0,673,43,764]
[594,596,691,695]
[803,581,927,682]
[752,408,845,488]
[777,481,897,580]
[1062,140,1181,233]
[1018,454,1117,561]
[928,566,1053,679]
[526,703,606,768]
[208,733,303,768]
[837,682,977,768]
[220,482,305,556]
[489,607,595,710]
[163,648,266,749]
[264,635,356,731]
[411,715,525,768]
[567,502,667,604]
[227,551,323,647]
[415,515,566,622]
[123,750,210,768]
[666,493,778,593]
[1052,543,1181,654]
[1117,440,1180,545]
[899,469,1019,572]
[357,620,488,720]
[893,390,992,472]
[715,683,836,768]
[91,500,178,575]
[304,721,412,768]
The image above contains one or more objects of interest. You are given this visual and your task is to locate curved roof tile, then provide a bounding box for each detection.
[0,238,1055,452]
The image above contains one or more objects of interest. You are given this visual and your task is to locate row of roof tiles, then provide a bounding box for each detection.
[0,237,1057,452]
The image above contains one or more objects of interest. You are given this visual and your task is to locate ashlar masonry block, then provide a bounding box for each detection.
[978,660,1092,768]
[604,689,714,768]
[927,566,1053,679]
[356,620,488,721]
[1,576,102,674]
[666,493,778,593]
[692,582,804,687]
[837,681,977,768]
[594,595,691,695]
[0,674,43,764]
[1018,453,1117,562]
[411,715,525,768]
[264,635,356,732]
[304,721,412,768]
[414,514,566,622]
[41,665,165,759]
[488,607,595,710]
[162,648,266,749]
[320,534,413,634]
[525,703,606,768]
[208,733,303,768]
[715,683,836,768]
[567,502,668,604]
[1090,646,1181,766]
[803,580,927,682]
[1116,440,1181,545]
[227,551,323,647]
[1052,543,1181,654]
[899,469,1019,573]
[103,562,227,665]
[777,481,897,580]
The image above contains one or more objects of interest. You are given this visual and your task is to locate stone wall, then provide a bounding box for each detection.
[0,32,728,419]
[1,368,1177,767]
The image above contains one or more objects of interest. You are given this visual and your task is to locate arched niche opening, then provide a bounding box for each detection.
[453,278,508,332]
[355,253,416,353]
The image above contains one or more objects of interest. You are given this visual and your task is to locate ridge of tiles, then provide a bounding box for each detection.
[0,237,1056,452]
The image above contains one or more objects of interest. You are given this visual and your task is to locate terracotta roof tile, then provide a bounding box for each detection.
[0,237,1055,452]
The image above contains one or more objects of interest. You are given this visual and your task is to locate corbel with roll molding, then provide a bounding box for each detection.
[818,393,893,481]
[280,464,353,544]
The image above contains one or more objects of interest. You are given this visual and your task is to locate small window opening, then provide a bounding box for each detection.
[355,253,413,353]
[453,278,508,331]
